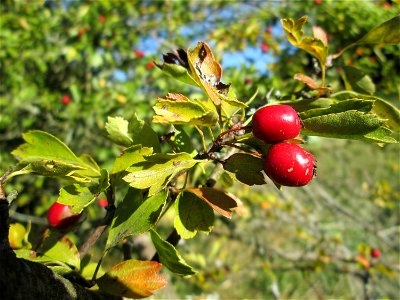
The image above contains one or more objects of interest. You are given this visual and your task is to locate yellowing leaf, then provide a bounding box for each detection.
[97,260,167,298]
[281,16,328,66]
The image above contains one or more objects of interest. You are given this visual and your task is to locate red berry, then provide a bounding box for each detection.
[61,95,71,105]
[98,15,106,24]
[47,202,81,231]
[314,0,322,4]
[244,78,252,85]
[252,105,302,143]
[264,142,316,187]
[261,43,269,53]
[146,61,155,70]
[134,50,145,58]
[370,248,381,259]
[98,198,108,208]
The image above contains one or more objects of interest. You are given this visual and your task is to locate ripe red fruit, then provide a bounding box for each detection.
[252,105,302,143]
[98,198,108,208]
[61,95,71,105]
[261,43,269,53]
[370,248,381,259]
[264,142,316,187]
[134,50,145,58]
[98,15,106,24]
[47,202,81,230]
[146,61,155,70]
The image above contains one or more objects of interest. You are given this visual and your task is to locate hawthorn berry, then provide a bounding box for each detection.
[370,248,381,259]
[98,198,108,208]
[134,50,145,58]
[98,15,106,24]
[264,142,316,187]
[146,61,155,70]
[252,104,302,143]
[47,202,81,231]
[61,95,71,105]
[261,43,269,53]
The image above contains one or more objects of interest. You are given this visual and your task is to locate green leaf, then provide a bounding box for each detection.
[334,15,400,58]
[11,130,100,178]
[224,153,266,186]
[106,190,167,249]
[150,229,196,276]
[129,113,161,153]
[356,15,400,45]
[281,16,328,66]
[300,100,397,143]
[34,231,80,269]
[343,66,376,95]
[152,93,218,126]
[105,116,133,147]
[187,188,243,219]
[156,62,198,86]
[97,259,167,298]
[174,191,215,239]
[373,99,400,131]
[123,153,198,195]
[331,92,400,131]
[171,126,194,154]
[58,185,97,214]
[111,145,153,174]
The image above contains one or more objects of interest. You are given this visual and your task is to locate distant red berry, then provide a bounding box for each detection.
[314,0,322,4]
[252,105,302,143]
[370,248,381,259]
[61,95,71,105]
[244,78,252,85]
[384,1,391,8]
[98,198,108,208]
[47,202,81,231]
[78,27,85,37]
[98,15,106,24]
[146,61,155,70]
[264,142,316,187]
[369,56,377,63]
[265,27,272,34]
[134,50,145,58]
[261,43,269,53]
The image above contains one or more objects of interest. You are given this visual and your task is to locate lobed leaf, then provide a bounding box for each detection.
[150,229,196,276]
[174,191,215,239]
[97,259,167,299]
[106,190,168,249]
[123,153,198,195]
[129,113,161,152]
[111,145,153,174]
[281,16,328,66]
[105,116,133,147]
[11,130,100,178]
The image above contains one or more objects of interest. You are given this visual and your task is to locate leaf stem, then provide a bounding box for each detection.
[194,125,207,153]
[221,142,263,158]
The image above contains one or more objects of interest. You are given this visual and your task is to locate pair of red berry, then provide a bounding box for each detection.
[252,104,316,187]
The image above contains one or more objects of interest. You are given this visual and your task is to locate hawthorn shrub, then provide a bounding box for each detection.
[1,13,399,300]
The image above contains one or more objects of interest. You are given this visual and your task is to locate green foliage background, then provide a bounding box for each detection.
[1,0,399,299]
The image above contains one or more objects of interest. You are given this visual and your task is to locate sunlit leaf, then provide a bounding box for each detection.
[174,191,215,239]
[150,229,196,276]
[105,116,133,147]
[106,190,167,249]
[97,260,167,298]
[156,62,198,86]
[123,153,198,195]
[152,93,218,126]
[281,16,328,66]
[129,113,161,152]
[111,145,153,174]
